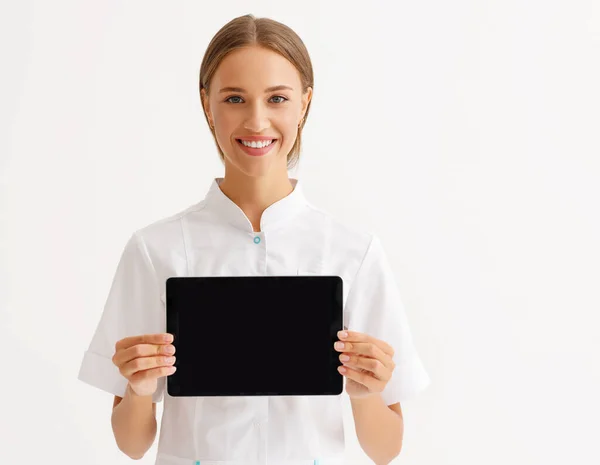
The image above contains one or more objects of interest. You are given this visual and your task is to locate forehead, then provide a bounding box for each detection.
[212,46,301,91]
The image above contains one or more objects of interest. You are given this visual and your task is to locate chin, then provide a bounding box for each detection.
[226,153,288,178]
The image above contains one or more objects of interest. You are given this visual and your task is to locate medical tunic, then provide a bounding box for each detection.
[78,176,431,465]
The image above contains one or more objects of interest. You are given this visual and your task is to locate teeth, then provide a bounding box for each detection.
[240,139,274,149]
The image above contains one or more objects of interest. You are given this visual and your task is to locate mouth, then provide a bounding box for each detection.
[235,138,278,157]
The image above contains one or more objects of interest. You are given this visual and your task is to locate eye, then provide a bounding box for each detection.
[225,95,243,104]
[270,95,288,104]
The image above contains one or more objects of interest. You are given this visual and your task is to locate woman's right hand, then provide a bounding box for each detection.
[112,333,177,397]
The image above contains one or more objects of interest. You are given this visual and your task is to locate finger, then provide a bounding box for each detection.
[340,353,392,381]
[113,343,175,367]
[116,333,173,351]
[338,330,394,357]
[336,341,393,368]
[339,365,385,391]
[129,365,177,384]
[120,354,176,378]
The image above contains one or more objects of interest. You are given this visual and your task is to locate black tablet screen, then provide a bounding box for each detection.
[166,276,343,396]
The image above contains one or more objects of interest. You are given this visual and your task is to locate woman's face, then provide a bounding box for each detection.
[202,45,312,178]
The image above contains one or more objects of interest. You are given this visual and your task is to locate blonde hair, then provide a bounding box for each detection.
[199,14,314,170]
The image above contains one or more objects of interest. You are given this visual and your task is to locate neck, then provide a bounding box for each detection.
[218,169,295,232]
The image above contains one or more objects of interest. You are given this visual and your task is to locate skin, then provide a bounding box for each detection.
[200,45,313,232]
[112,333,176,409]
[334,329,397,400]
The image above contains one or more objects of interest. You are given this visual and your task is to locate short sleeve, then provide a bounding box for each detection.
[344,235,431,405]
[77,232,166,403]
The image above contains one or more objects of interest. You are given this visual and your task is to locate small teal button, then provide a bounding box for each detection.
[253,236,261,244]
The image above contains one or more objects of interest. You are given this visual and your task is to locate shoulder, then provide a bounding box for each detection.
[303,202,377,266]
[123,201,210,267]
[131,200,208,247]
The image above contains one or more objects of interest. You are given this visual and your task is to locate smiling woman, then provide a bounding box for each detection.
[78,12,430,465]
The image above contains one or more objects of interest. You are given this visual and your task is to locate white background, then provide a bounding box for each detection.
[2,0,599,464]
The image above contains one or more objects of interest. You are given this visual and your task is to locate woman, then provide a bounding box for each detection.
[78,14,430,465]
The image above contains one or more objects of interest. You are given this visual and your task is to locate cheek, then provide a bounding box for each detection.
[278,113,300,142]
[218,109,238,125]
[213,113,237,142]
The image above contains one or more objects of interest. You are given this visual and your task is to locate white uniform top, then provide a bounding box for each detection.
[78,177,431,465]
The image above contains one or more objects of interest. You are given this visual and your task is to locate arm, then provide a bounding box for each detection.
[111,384,158,460]
[350,395,404,465]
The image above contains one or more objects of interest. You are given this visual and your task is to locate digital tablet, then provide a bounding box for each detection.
[165,276,344,397]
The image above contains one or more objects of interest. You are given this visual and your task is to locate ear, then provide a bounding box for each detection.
[300,86,313,120]
[200,88,214,128]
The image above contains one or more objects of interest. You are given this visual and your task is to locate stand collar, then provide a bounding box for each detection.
[202,177,308,233]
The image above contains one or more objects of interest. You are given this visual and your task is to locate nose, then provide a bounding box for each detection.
[243,101,271,133]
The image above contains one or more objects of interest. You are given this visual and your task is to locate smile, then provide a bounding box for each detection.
[235,139,278,157]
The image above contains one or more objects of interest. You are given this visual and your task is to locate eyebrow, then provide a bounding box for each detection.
[218,85,294,93]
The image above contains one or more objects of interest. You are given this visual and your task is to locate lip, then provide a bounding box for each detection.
[236,138,277,156]
[236,135,278,141]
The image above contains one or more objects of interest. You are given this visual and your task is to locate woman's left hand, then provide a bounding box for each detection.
[334,330,396,399]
